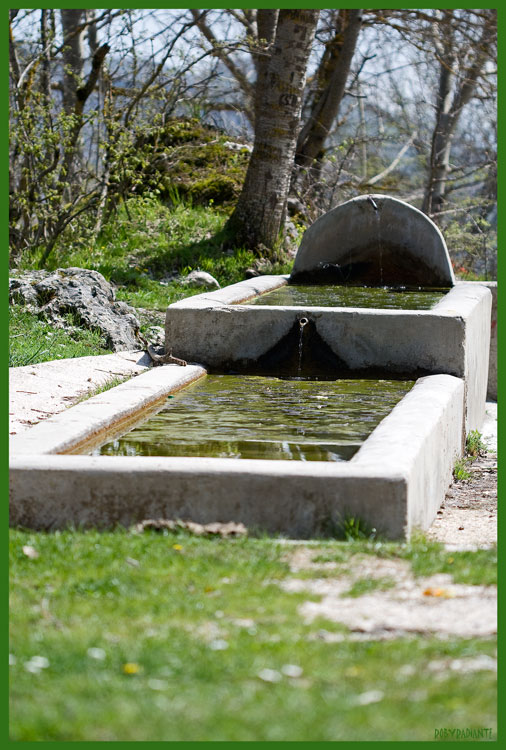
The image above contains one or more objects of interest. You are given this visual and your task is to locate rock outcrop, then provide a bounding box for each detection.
[9,267,141,352]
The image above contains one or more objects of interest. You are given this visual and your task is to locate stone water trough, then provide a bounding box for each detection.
[10,195,494,539]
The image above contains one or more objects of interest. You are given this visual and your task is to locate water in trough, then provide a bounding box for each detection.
[94,375,413,462]
[249,284,447,310]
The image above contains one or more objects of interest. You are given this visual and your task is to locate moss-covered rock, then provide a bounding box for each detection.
[122,118,250,207]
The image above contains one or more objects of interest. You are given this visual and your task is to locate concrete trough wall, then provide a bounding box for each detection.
[10,364,207,457]
[470,281,497,400]
[10,368,464,540]
[166,280,490,433]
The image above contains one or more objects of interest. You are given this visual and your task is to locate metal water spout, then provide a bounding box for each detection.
[367,195,378,212]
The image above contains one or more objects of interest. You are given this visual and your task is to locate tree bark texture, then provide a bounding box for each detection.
[295,9,363,177]
[422,10,496,216]
[227,9,319,253]
[61,9,86,113]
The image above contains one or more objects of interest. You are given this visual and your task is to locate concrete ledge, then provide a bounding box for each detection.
[354,374,465,534]
[9,350,151,436]
[170,275,289,308]
[9,373,464,539]
[165,283,490,432]
[463,281,496,401]
[9,364,206,457]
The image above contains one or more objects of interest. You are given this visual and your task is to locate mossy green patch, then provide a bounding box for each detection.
[121,118,250,207]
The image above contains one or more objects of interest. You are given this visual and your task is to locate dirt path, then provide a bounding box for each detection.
[427,402,497,551]
[280,552,496,640]
[278,404,497,639]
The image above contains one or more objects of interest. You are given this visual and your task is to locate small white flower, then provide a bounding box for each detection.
[258,668,282,683]
[24,655,50,673]
[281,664,303,678]
[398,663,416,677]
[22,545,39,559]
[24,662,41,674]
[353,689,384,706]
[148,679,168,691]
[450,655,497,673]
[87,647,106,660]
[208,639,228,651]
[29,655,50,669]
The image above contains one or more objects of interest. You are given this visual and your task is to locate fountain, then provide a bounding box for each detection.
[164,195,490,431]
[9,195,493,538]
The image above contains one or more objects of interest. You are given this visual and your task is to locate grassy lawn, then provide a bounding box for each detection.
[17,196,293,313]
[9,306,112,367]
[9,529,496,741]
[9,195,294,367]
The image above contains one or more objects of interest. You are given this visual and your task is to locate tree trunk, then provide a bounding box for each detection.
[226,9,319,254]
[253,9,279,124]
[292,9,363,193]
[422,10,496,216]
[61,9,86,113]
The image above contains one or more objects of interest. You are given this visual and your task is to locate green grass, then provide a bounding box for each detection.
[9,306,112,367]
[9,529,496,741]
[342,576,396,598]
[453,458,473,481]
[19,195,293,312]
[74,375,131,404]
[312,533,497,587]
[466,429,487,458]
[10,194,294,361]
[453,430,488,481]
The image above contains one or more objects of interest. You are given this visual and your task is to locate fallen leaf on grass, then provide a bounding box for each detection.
[422,587,455,598]
[133,518,247,538]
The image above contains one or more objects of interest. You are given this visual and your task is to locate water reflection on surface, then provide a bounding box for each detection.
[249,284,447,310]
[95,375,413,462]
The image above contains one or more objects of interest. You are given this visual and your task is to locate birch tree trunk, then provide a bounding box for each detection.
[226,9,319,254]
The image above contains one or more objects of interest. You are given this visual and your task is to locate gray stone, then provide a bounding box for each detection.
[181,270,220,289]
[144,325,165,347]
[9,267,141,352]
[291,194,455,287]
[223,140,253,153]
[244,258,273,279]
